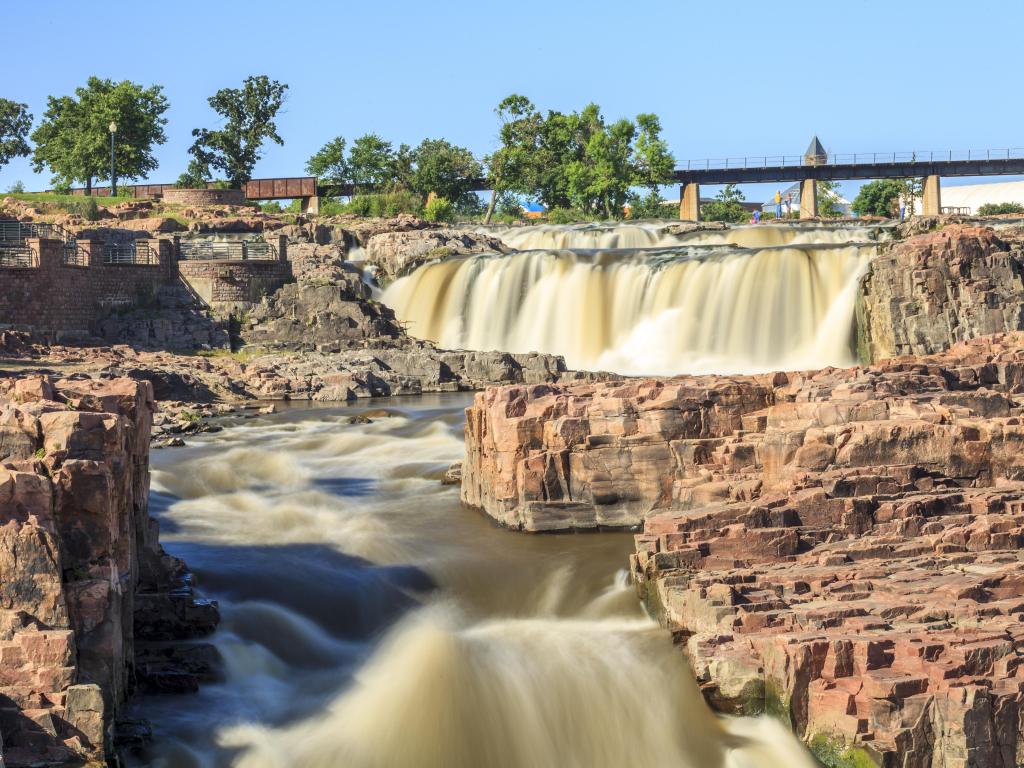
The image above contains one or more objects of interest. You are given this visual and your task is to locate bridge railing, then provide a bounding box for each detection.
[680,148,1024,171]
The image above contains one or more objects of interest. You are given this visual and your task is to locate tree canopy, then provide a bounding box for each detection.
[30,77,168,192]
[701,184,749,223]
[305,136,349,185]
[0,99,32,172]
[188,75,288,187]
[851,179,907,218]
[410,138,482,208]
[483,95,675,220]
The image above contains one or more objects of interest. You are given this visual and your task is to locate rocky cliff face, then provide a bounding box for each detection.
[462,333,1024,764]
[0,376,216,766]
[857,225,1024,362]
[365,228,507,281]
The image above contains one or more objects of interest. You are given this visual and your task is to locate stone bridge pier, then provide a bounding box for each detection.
[678,183,700,221]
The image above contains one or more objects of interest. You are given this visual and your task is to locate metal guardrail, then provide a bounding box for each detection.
[680,148,1024,172]
[0,220,77,245]
[104,242,158,266]
[177,240,277,261]
[62,246,88,266]
[0,246,34,267]
[942,206,972,215]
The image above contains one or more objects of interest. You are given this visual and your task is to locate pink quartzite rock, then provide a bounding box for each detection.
[462,332,1024,764]
[0,375,216,766]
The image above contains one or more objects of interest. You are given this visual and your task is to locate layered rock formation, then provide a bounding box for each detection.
[462,333,1024,764]
[0,376,216,766]
[364,227,507,281]
[858,225,1024,362]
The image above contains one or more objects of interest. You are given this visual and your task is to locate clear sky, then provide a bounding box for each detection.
[4,0,1022,202]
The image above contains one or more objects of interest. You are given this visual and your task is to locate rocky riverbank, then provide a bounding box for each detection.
[462,332,1024,764]
[0,376,217,766]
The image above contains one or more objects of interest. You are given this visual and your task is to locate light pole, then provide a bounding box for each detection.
[108,121,117,197]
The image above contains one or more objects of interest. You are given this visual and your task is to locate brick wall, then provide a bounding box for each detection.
[0,238,175,339]
[161,188,246,206]
[0,237,293,338]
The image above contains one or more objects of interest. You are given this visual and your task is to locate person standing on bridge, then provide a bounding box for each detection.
[775,190,782,219]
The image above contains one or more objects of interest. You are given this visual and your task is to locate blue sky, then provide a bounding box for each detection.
[4,0,1021,202]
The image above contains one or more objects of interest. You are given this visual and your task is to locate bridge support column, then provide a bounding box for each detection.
[679,183,700,221]
[300,195,321,215]
[921,175,941,216]
[799,179,818,219]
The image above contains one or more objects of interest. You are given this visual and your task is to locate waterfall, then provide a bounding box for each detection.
[383,224,879,375]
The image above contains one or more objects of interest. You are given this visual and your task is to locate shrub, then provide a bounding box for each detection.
[423,196,455,223]
[627,191,671,220]
[7,180,24,193]
[258,201,283,213]
[546,207,588,224]
[977,202,1024,216]
[343,190,422,217]
[700,199,749,223]
[64,197,101,221]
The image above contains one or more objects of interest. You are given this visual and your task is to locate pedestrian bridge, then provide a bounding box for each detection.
[674,143,1024,220]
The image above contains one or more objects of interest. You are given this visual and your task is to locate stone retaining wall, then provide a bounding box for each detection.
[0,238,175,339]
[178,257,292,316]
[161,188,245,206]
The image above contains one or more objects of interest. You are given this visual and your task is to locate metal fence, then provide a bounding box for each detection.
[178,240,277,261]
[679,148,1024,172]
[0,246,34,268]
[104,242,158,266]
[0,220,76,245]
[62,246,89,266]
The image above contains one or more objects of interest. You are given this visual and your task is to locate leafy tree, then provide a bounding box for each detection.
[816,180,844,218]
[701,184,748,223]
[627,190,670,220]
[305,136,349,185]
[977,201,1024,216]
[0,99,32,172]
[411,138,482,208]
[485,95,677,221]
[31,77,168,192]
[484,94,544,223]
[348,133,396,190]
[851,179,908,218]
[188,75,288,187]
[174,157,210,188]
[632,113,675,192]
[422,195,455,222]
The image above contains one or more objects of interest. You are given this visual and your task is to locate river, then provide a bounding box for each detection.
[131,395,817,768]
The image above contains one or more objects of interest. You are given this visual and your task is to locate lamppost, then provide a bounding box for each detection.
[108,121,117,197]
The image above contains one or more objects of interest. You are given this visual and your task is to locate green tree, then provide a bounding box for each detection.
[411,138,482,209]
[188,75,288,187]
[31,77,168,193]
[0,99,32,172]
[348,133,396,191]
[851,179,909,218]
[632,113,675,192]
[816,180,844,218]
[305,136,349,185]
[701,184,749,223]
[175,157,210,188]
[484,94,544,223]
[978,201,1024,216]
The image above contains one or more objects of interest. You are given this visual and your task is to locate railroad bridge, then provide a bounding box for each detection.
[674,138,1024,220]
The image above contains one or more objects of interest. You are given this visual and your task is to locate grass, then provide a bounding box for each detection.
[3,191,128,208]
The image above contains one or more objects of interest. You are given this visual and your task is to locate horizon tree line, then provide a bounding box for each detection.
[0,80,681,219]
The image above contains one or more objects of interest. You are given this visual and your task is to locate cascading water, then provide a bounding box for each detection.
[382,223,882,375]
[132,398,818,768]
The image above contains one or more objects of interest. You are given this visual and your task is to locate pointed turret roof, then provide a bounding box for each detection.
[804,136,827,164]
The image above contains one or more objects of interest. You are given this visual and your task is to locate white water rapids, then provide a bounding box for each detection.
[132,398,818,768]
[382,222,882,375]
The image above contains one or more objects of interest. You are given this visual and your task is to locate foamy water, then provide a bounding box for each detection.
[383,223,881,375]
[131,398,816,768]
